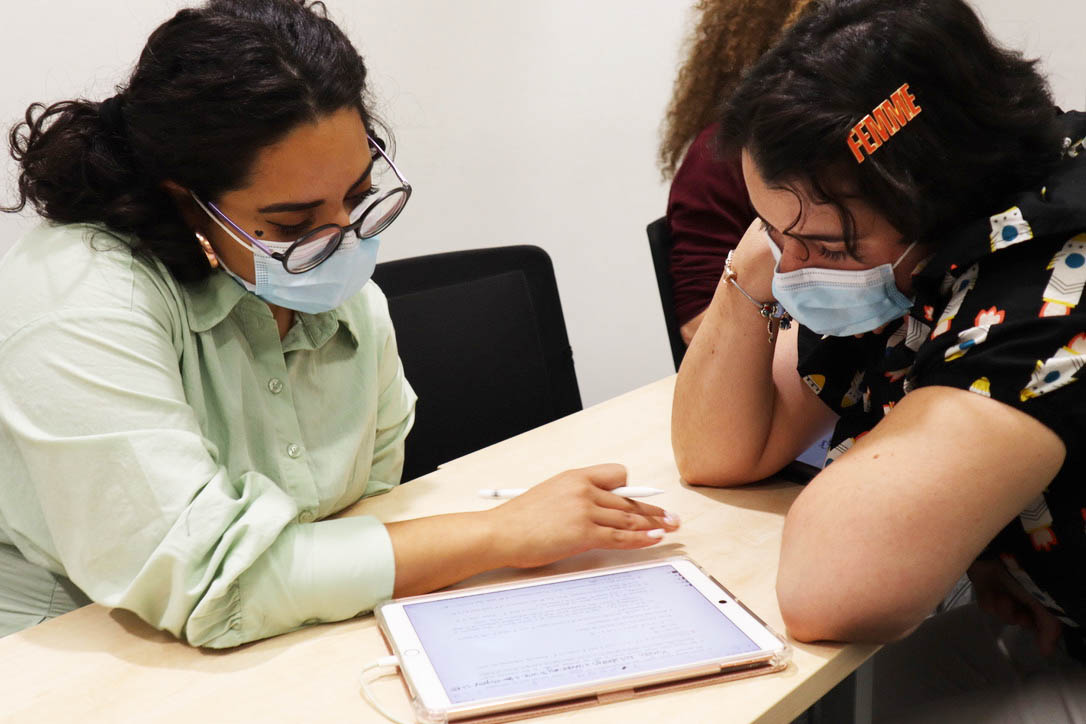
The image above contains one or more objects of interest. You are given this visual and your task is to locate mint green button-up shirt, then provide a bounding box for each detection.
[0,223,415,647]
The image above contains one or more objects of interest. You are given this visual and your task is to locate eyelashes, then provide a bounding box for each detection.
[264,188,380,237]
[760,219,849,261]
[817,246,848,261]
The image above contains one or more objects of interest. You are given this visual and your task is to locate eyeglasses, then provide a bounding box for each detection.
[199,135,411,273]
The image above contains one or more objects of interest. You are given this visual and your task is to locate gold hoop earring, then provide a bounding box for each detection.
[195,232,219,269]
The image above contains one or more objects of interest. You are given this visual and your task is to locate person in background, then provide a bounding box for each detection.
[0,0,678,648]
[672,0,1086,719]
[659,0,813,345]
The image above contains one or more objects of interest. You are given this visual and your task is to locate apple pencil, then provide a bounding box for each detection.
[477,486,665,500]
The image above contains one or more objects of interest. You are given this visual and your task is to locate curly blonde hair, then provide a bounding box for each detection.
[659,0,815,178]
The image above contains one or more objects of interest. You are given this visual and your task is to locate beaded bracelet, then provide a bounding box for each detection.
[723,250,792,343]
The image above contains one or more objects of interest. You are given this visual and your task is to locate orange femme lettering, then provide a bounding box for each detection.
[846,83,922,163]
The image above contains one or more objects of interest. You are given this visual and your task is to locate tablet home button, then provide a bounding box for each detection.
[404,648,420,657]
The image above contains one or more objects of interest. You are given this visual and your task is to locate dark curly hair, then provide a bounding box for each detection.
[718,0,1064,251]
[3,0,380,282]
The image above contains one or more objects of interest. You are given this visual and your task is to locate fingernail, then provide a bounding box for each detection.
[647,528,666,539]
[663,512,680,527]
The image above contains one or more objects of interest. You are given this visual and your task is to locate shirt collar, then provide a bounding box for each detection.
[181,270,248,332]
[288,306,360,350]
[181,270,360,348]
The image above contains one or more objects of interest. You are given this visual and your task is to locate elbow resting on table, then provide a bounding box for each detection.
[776,568,924,645]
[673,445,758,488]
[671,430,771,488]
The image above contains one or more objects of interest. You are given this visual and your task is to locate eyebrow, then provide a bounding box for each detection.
[256,158,375,214]
[755,211,850,243]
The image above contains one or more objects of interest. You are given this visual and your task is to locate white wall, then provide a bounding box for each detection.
[0,0,691,406]
[1,1,1084,407]
[974,0,1086,112]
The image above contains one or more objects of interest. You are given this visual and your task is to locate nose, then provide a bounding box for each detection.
[776,238,809,274]
[332,206,353,228]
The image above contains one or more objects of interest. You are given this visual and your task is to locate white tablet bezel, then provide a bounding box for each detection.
[375,556,789,722]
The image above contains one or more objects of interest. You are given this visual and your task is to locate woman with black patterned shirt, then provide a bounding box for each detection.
[672,0,1086,719]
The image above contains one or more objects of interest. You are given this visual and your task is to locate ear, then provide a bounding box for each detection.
[160,180,205,231]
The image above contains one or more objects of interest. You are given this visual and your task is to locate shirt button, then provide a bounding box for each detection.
[268,378,284,394]
[298,510,316,523]
[286,443,302,458]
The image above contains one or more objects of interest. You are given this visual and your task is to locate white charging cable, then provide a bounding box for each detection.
[359,655,412,724]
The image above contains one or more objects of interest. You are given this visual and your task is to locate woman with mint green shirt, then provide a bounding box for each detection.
[0,0,678,648]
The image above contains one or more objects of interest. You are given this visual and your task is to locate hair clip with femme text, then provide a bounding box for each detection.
[846,83,922,163]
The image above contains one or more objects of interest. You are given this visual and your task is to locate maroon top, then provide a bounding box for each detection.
[666,123,756,325]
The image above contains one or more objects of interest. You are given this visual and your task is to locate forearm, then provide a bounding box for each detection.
[678,309,706,345]
[387,511,506,598]
[775,387,1065,644]
[388,464,682,598]
[672,278,782,485]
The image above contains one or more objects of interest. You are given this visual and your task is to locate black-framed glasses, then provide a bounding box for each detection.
[197,135,411,273]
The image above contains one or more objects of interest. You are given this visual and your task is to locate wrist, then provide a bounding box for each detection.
[723,250,791,343]
[472,508,517,569]
[727,237,776,301]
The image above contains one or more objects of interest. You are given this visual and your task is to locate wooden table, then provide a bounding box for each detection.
[0,376,875,724]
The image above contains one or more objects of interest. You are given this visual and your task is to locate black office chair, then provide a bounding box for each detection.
[372,245,582,482]
[646,217,686,371]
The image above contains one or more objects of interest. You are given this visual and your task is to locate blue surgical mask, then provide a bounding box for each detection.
[198,199,379,314]
[765,231,915,337]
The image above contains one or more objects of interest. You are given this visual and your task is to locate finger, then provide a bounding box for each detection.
[591,507,674,533]
[588,493,680,529]
[992,568,1064,653]
[579,463,628,490]
[1023,599,1064,656]
[594,525,668,550]
[590,488,664,515]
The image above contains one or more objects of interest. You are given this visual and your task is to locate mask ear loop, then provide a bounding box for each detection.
[189,191,256,253]
[891,241,918,270]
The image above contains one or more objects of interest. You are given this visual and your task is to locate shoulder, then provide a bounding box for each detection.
[335,280,396,347]
[668,123,751,224]
[672,123,744,188]
[0,222,186,343]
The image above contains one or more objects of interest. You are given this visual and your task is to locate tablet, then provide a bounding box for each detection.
[375,557,790,723]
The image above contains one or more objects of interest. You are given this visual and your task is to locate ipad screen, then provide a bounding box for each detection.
[402,563,759,704]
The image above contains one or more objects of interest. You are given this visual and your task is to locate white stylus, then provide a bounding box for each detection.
[477,486,666,499]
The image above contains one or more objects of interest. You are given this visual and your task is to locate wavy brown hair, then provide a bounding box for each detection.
[659,0,814,178]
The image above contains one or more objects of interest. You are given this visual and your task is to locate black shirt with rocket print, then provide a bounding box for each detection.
[796,112,1086,652]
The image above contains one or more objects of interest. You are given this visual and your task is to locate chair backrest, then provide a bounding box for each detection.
[646,217,687,371]
[372,245,582,481]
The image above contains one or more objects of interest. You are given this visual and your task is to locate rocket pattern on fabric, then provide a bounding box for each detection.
[824,437,855,466]
[1019,332,1086,401]
[989,206,1034,252]
[1019,494,1058,552]
[803,374,826,396]
[840,371,864,409]
[969,377,992,397]
[1039,234,1086,317]
[932,265,979,338]
[905,315,931,352]
[944,306,1006,362]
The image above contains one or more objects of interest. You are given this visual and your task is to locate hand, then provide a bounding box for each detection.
[484,463,680,569]
[968,558,1064,656]
[728,219,777,302]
